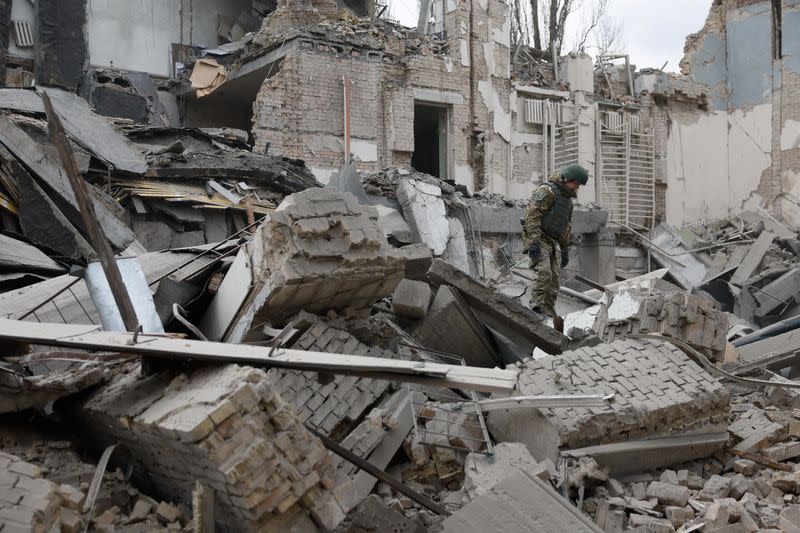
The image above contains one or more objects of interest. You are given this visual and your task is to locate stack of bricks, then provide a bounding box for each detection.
[595,288,729,361]
[488,339,731,462]
[0,452,85,533]
[267,314,394,436]
[79,363,348,531]
[229,188,405,341]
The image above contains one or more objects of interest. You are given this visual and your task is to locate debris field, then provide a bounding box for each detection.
[1,0,800,532]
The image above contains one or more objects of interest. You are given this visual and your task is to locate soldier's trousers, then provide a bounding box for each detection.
[529,238,560,318]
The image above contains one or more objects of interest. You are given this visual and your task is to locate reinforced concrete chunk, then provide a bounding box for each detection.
[397,178,449,255]
[426,259,567,354]
[441,471,602,532]
[229,188,404,339]
[415,285,499,367]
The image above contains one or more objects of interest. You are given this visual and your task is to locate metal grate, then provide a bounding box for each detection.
[554,121,579,172]
[598,115,655,229]
[12,20,34,48]
[397,342,494,459]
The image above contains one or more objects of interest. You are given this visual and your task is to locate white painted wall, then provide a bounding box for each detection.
[666,111,730,224]
[86,0,250,77]
[188,0,252,48]
[727,104,772,212]
[665,104,774,226]
[8,0,34,59]
[87,0,182,77]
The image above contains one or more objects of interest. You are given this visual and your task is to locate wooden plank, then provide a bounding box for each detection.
[731,231,776,286]
[0,318,519,393]
[0,88,147,173]
[42,92,139,333]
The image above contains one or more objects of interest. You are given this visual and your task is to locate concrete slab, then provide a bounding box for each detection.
[440,471,602,533]
[415,285,499,367]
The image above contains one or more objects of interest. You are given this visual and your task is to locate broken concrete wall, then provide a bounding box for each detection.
[595,288,730,361]
[651,0,800,228]
[227,188,405,341]
[80,363,347,531]
[488,339,730,464]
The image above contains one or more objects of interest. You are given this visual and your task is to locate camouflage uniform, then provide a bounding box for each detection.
[522,174,576,318]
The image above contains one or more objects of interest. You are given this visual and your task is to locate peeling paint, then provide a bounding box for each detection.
[728,106,772,210]
[478,79,512,142]
[784,10,800,73]
[309,165,335,185]
[782,120,800,151]
[446,0,457,13]
[351,139,378,162]
[726,11,772,108]
[455,164,474,191]
[459,39,470,67]
[492,15,510,47]
[690,33,728,110]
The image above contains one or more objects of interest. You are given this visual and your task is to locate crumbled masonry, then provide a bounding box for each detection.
[79,363,347,531]
[489,339,731,464]
[4,0,800,532]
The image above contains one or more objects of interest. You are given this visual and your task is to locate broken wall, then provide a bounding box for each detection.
[654,0,800,228]
[252,0,511,195]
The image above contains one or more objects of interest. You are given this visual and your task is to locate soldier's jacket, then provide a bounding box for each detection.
[522,173,577,249]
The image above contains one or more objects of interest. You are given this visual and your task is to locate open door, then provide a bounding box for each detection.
[411,102,448,179]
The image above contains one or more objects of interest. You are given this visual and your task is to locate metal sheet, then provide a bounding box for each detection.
[85,257,165,333]
[199,246,252,341]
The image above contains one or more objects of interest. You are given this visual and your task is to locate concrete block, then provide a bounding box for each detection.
[415,285,499,367]
[392,279,432,319]
[396,178,449,255]
[461,443,541,503]
[442,471,602,532]
[392,243,433,281]
[645,481,690,506]
[700,475,732,500]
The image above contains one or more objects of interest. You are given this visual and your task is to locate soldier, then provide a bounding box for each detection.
[522,164,589,330]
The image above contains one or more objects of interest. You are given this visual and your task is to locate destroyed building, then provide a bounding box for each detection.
[3,0,800,532]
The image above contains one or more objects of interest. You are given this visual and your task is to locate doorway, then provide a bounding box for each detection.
[411,102,448,179]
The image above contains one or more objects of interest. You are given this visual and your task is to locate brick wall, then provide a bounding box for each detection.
[488,338,730,459]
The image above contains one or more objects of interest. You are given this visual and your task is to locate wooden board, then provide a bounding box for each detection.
[0,318,519,393]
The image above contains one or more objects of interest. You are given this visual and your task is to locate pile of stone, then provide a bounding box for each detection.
[583,386,800,532]
[0,448,187,533]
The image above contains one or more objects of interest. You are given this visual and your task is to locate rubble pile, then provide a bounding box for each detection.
[6,1,800,532]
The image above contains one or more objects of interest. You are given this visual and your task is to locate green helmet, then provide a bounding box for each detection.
[562,164,589,185]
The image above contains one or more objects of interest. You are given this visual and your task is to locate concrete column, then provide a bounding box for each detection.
[577,228,616,285]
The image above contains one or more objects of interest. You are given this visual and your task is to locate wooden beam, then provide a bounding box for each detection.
[40,91,139,333]
[0,318,519,393]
